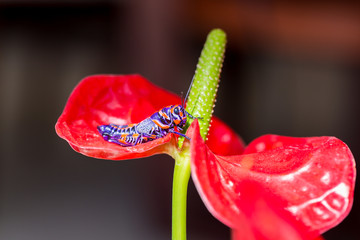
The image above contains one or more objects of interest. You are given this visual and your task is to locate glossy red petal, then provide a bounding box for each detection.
[56,74,180,160]
[56,74,244,160]
[189,120,355,238]
[230,181,322,240]
[207,117,245,156]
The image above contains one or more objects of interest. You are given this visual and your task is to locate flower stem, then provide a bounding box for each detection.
[172,147,191,240]
[171,29,226,240]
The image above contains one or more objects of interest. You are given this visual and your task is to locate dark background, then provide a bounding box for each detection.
[1,1,359,239]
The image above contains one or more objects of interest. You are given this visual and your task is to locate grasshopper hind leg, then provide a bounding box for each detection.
[108,138,134,147]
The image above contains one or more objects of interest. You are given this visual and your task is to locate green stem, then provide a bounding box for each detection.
[172,147,191,240]
[171,29,226,240]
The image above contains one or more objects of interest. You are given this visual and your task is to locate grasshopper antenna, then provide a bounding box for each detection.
[183,75,195,107]
[180,91,184,106]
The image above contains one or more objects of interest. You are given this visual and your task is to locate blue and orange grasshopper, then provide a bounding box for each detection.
[98,78,199,147]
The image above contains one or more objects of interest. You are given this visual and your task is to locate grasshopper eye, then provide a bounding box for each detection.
[174,107,179,115]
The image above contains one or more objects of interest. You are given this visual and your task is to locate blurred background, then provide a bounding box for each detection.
[1,1,359,239]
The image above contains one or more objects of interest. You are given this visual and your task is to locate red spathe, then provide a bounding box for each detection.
[56,74,244,160]
[189,120,355,239]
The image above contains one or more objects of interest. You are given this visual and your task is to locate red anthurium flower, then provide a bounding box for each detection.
[189,120,356,240]
[56,74,245,160]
